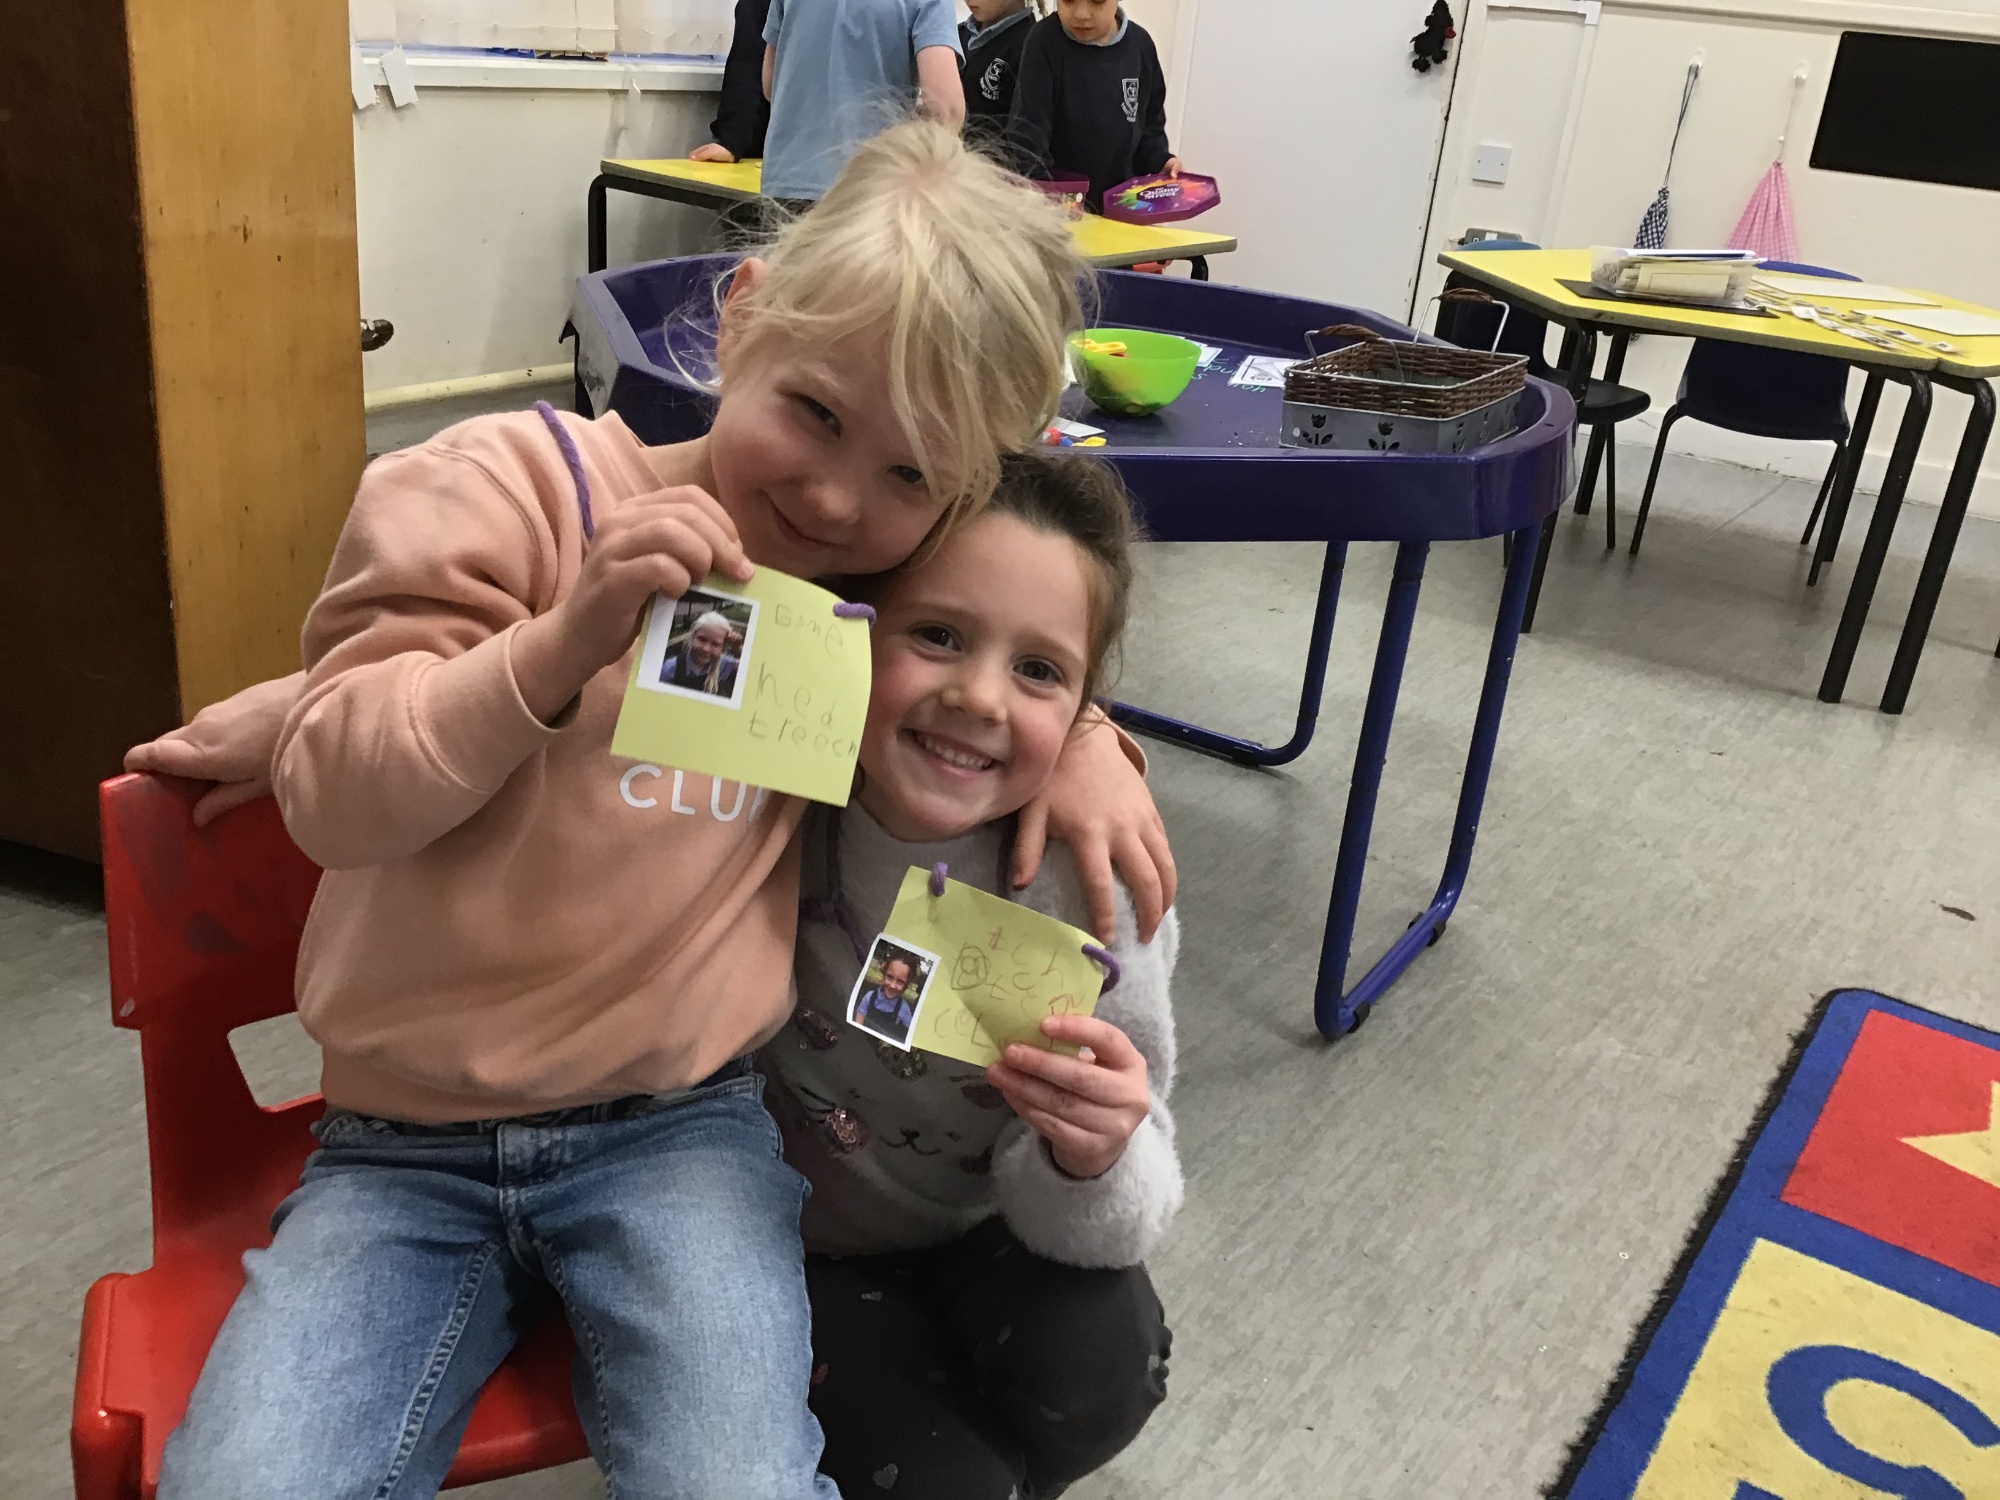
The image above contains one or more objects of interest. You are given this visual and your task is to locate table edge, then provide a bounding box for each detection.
[1436,252,1937,372]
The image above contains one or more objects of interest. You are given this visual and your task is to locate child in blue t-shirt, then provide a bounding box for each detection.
[762,0,966,202]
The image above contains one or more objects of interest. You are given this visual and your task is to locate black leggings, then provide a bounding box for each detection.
[806,1219,1171,1500]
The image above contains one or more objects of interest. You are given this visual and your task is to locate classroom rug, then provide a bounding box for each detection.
[1547,988,2000,1499]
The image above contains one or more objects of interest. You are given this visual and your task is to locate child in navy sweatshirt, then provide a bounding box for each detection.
[1010,0,1181,212]
[691,0,773,163]
[961,0,1037,142]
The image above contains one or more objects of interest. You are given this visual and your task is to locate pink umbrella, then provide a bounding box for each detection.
[1727,67,1808,263]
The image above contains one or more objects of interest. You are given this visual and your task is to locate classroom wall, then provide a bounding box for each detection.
[358,4,1189,398]
[1422,0,2000,517]
[355,79,720,395]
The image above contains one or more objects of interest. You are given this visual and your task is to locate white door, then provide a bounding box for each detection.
[1171,0,1461,321]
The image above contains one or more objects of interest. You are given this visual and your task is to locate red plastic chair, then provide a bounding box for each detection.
[73,773,590,1499]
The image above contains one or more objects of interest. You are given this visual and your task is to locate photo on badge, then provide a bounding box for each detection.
[635,586,759,710]
[847,937,940,1051]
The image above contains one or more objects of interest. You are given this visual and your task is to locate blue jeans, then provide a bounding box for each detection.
[158,1061,840,1500]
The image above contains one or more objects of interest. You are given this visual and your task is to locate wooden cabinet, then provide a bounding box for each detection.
[1,0,365,859]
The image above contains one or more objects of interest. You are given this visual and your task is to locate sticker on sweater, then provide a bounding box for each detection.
[612,569,871,806]
[846,935,940,1051]
[878,867,1105,1069]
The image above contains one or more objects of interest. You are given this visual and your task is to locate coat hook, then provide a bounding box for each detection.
[1777,63,1810,155]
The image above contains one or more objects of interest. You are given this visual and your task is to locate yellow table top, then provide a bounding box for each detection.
[1066,211,1238,267]
[603,156,1239,268]
[604,156,767,203]
[1439,248,2000,378]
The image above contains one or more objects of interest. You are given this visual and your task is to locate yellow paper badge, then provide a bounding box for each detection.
[854,866,1108,1068]
[610,571,871,806]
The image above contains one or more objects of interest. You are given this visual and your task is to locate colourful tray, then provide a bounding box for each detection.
[1103,172,1220,225]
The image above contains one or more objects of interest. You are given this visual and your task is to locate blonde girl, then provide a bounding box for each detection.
[149,121,1173,1500]
[661,609,742,696]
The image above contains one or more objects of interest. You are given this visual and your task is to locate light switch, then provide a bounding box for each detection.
[1472,144,1513,185]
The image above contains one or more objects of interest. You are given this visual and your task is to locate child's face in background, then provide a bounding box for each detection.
[858,511,1092,842]
[1055,0,1119,43]
[966,0,1029,25]
[709,267,956,580]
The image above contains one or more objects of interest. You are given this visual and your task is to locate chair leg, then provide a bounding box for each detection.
[1574,424,1609,516]
[1801,441,1844,548]
[1629,407,1682,558]
[1603,432,1618,550]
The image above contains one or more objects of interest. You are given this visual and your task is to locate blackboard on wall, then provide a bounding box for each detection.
[1811,31,2000,192]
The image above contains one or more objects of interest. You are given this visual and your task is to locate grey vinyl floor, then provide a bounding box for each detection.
[6,424,1999,1499]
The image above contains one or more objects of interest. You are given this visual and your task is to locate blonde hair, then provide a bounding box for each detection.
[719,120,1086,515]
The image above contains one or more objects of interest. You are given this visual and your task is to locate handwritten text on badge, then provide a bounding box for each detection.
[611,569,870,806]
[880,868,1106,1069]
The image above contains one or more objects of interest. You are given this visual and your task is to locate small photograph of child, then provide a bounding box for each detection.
[638,586,758,709]
[847,939,939,1050]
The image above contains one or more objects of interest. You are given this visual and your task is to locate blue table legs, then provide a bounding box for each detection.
[1109,543,1348,767]
[1316,522,1542,1037]
[1113,526,1542,1041]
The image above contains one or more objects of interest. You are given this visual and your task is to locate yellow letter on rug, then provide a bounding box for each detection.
[877,867,1107,1068]
[611,571,870,806]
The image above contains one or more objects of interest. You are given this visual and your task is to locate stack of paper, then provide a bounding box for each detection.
[1874,307,2000,339]
[1752,273,1937,307]
[1590,247,1760,306]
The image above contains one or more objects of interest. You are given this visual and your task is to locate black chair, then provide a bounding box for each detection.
[1435,255,1652,549]
[1628,259,1859,558]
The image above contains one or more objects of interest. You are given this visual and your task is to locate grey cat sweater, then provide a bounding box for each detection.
[761,802,1182,1268]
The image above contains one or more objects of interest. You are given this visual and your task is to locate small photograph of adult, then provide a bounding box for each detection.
[847,939,938,1050]
[649,587,758,708]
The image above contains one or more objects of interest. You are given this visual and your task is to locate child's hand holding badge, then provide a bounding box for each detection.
[989,1015,1153,1179]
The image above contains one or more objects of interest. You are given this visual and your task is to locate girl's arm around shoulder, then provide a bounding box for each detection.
[274,441,566,870]
[992,860,1182,1268]
[1015,708,1176,943]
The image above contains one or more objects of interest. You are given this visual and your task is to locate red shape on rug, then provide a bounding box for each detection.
[1782,1008,2000,1287]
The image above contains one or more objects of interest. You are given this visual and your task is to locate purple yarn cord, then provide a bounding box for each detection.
[832,602,876,623]
[1082,943,1121,992]
[534,400,596,541]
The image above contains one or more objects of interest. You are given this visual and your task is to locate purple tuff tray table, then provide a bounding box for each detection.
[567,258,1577,1039]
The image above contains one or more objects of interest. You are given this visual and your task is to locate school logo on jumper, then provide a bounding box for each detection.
[1550,991,2000,1500]
[980,57,1006,102]
[1121,77,1139,122]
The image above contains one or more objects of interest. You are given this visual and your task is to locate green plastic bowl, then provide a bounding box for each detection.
[1069,328,1201,417]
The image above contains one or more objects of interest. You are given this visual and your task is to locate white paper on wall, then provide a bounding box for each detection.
[578,0,618,53]
[381,46,420,106]
[350,0,399,44]
[616,0,733,55]
[350,44,381,108]
[357,0,725,53]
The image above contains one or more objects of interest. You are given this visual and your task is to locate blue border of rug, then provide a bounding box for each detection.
[1546,987,2000,1497]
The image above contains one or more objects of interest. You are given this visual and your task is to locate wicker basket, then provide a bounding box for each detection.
[1284,324,1526,420]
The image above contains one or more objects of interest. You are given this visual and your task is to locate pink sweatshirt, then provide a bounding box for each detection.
[274,410,806,1123]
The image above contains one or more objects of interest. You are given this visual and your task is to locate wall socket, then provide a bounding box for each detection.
[1472,144,1513,185]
